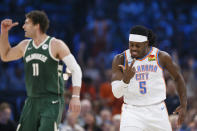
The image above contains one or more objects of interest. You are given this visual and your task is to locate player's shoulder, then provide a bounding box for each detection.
[20,39,30,44]
[158,50,173,67]
[18,39,31,48]
[18,39,32,56]
[50,37,68,47]
[114,52,124,60]
[50,38,70,55]
[51,37,64,44]
[158,50,171,59]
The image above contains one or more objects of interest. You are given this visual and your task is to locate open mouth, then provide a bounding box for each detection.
[131,51,138,58]
[131,51,138,56]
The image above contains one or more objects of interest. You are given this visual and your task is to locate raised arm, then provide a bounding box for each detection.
[51,38,82,118]
[159,51,187,125]
[111,54,124,81]
[111,53,135,98]
[0,19,28,62]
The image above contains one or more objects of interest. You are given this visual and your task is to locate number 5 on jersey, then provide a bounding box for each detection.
[32,63,39,76]
[139,81,146,94]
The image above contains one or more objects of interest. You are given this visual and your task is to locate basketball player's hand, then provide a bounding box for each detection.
[119,59,136,84]
[1,19,18,33]
[68,97,81,118]
[173,105,187,125]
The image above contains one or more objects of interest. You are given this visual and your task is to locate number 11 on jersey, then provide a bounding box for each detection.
[139,81,146,94]
[32,63,39,76]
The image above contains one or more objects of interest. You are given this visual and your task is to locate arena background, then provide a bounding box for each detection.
[0,0,197,130]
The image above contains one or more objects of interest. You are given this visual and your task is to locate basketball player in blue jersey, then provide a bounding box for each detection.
[0,10,82,131]
[111,25,187,131]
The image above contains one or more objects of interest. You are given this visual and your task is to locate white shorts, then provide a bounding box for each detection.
[120,102,172,131]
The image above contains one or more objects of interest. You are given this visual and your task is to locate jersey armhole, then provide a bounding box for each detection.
[23,40,31,58]
[156,49,164,70]
[49,37,59,62]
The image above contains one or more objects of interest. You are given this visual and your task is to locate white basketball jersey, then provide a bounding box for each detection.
[123,47,166,105]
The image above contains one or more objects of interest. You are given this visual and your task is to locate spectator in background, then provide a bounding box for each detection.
[99,69,123,115]
[86,12,110,57]
[78,99,92,127]
[165,79,180,114]
[59,112,84,131]
[0,102,16,131]
[61,91,72,124]
[98,108,112,126]
[7,64,25,91]
[99,69,114,107]
[111,114,121,131]
[83,112,101,131]
[188,115,197,131]
[184,57,197,99]
[84,57,100,83]
[169,114,180,131]
[80,77,97,100]
[185,107,197,131]
[0,63,8,90]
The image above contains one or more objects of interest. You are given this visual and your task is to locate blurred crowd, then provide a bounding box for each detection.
[0,0,197,131]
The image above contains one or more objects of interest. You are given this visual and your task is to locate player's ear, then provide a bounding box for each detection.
[35,24,40,30]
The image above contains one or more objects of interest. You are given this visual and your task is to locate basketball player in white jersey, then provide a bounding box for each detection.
[111,25,187,131]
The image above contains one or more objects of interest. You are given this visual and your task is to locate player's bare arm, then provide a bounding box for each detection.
[51,38,82,118]
[111,54,124,81]
[50,39,81,90]
[112,53,136,83]
[0,19,28,61]
[0,39,29,62]
[50,38,70,60]
[111,53,136,98]
[159,51,187,125]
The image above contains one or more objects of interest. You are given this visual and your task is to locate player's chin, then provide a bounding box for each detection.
[24,33,29,38]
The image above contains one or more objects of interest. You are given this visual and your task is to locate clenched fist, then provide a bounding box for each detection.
[1,19,18,33]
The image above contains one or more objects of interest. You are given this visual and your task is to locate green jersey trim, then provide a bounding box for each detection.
[23,39,31,58]
[49,37,59,62]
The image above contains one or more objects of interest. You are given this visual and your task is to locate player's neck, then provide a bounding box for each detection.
[145,46,152,55]
[33,33,48,46]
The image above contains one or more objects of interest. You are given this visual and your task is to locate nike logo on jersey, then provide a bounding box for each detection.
[52,100,59,104]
